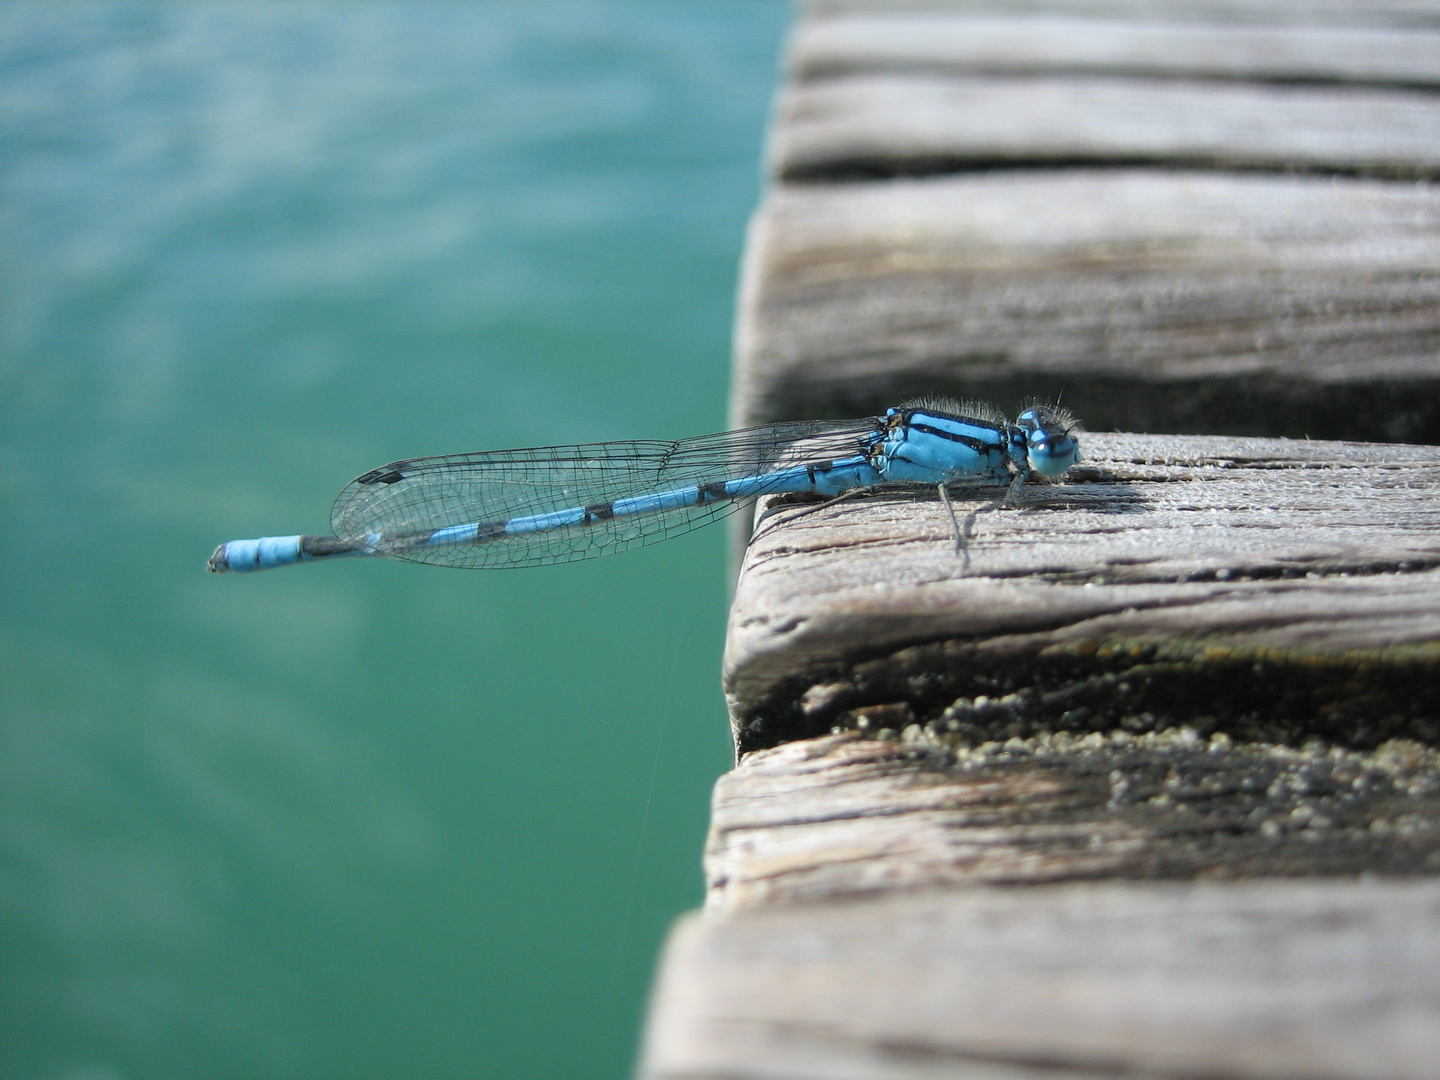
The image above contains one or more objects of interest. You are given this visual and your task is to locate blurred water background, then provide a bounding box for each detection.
[0,3,786,1077]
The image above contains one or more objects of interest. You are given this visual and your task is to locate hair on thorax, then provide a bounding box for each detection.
[899,396,1008,425]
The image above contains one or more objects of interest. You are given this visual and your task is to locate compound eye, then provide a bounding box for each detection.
[1028,425,1059,453]
[1028,433,1079,476]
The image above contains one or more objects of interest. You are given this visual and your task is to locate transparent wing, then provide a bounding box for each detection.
[329,418,881,568]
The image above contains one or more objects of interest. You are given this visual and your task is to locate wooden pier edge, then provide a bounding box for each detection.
[640,1,1440,1077]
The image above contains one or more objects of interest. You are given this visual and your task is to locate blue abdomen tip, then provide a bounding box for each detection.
[208,536,304,573]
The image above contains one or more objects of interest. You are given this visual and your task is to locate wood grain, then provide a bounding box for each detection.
[805,0,1440,29]
[791,13,1440,86]
[705,731,1440,906]
[639,879,1440,1080]
[772,73,1440,181]
[725,432,1440,753]
[732,171,1440,442]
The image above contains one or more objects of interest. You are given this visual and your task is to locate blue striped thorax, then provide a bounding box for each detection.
[875,405,1019,485]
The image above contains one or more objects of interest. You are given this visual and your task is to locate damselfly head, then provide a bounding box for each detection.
[1016,404,1082,476]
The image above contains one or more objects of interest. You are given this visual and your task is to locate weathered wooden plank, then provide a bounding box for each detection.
[732,171,1440,442]
[772,74,1440,180]
[792,13,1440,86]
[638,879,1440,1080]
[725,432,1440,753]
[805,0,1440,30]
[705,731,1440,907]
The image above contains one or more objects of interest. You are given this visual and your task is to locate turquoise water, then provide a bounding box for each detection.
[0,4,785,1077]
